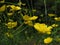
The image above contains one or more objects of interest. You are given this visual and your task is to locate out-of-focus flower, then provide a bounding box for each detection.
[24,21,33,26]
[54,17,60,21]
[48,14,56,17]
[44,37,53,44]
[0,0,5,3]
[18,2,22,6]
[5,32,13,38]
[0,5,6,12]
[51,24,58,27]
[7,5,21,11]
[5,21,17,29]
[23,15,38,21]
[34,23,53,34]
[7,12,14,16]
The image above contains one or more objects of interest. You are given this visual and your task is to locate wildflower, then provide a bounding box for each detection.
[18,2,22,6]
[46,31,51,34]
[15,6,21,10]
[24,21,33,26]
[7,12,13,16]
[51,24,58,27]
[29,16,38,20]
[0,5,6,12]
[5,32,13,38]
[44,37,53,44]
[7,5,21,11]
[23,15,38,21]
[48,14,56,17]
[5,21,17,29]
[34,23,53,34]
[54,17,60,21]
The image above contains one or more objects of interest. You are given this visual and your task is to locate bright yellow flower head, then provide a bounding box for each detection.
[5,21,17,29]
[34,23,53,34]
[7,5,21,11]
[29,16,38,20]
[23,15,38,21]
[44,37,53,44]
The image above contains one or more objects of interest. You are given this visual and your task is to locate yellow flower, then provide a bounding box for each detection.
[0,5,6,12]
[15,6,21,10]
[5,21,17,29]
[51,24,58,27]
[18,2,22,6]
[46,31,51,34]
[54,17,60,21]
[23,15,38,21]
[44,37,53,44]
[7,12,13,16]
[24,21,33,26]
[34,23,53,34]
[7,5,21,11]
[29,16,38,20]
[48,14,56,17]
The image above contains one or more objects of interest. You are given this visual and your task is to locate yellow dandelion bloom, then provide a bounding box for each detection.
[48,14,56,17]
[54,17,60,21]
[44,37,53,44]
[0,5,6,12]
[34,23,52,34]
[5,21,17,29]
